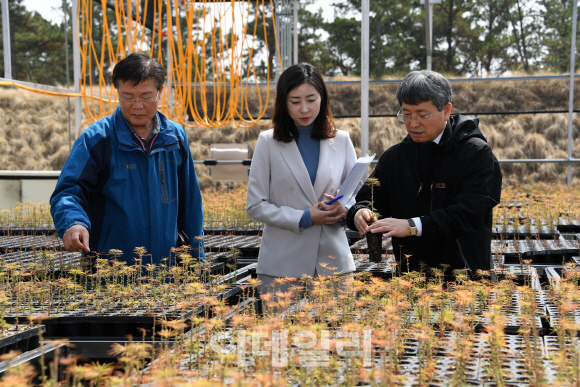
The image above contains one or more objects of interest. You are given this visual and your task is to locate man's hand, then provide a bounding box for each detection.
[310,194,347,225]
[63,224,90,252]
[366,217,410,238]
[354,208,373,235]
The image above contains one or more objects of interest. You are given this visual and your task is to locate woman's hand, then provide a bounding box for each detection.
[310,194,347,225]
[366,217,410,238]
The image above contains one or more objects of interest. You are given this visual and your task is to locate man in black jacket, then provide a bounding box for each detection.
[346,70,502,277]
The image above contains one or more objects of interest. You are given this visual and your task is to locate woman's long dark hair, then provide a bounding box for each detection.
[272,63,336,143]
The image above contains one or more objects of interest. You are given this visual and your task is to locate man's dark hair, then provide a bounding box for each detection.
[396,70,452,111]
[112,52,165,90]
[272,63,336,143]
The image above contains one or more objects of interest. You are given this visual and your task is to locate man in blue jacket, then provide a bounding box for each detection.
[50,52,204,265]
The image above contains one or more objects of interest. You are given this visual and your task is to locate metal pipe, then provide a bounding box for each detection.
[2,0,12,79]
[361,0,369,157]
[425,0,431,71]
[567,0,578,185]
[293,0,298,64]
[64,0,72,151]
[73,0,81,138]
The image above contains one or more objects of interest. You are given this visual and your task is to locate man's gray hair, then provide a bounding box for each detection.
[395,70,452,111]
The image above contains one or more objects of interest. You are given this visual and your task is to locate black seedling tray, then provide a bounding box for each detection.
[0,227,57,236]
[492,224,560,240]
[0,326,42,354]
[7,308,201,339]
[0,235,64,253]
[492,236,578,264]
[203,235,262,257]
[556,217,580,233]
[203,227,262,236]
[0,250,82,270]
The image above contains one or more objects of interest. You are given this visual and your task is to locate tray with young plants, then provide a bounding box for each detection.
[493,218,560,240]
[202,234,261,257]
[0,235,64,253]
[115,269,577,387]
[492,261,542,287]
[556,214,580,233]
[0,255,257,339]
[0,323,42,355]
[0,251,82,274]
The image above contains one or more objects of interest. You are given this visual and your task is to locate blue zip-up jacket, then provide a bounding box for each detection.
[50,107,205,265]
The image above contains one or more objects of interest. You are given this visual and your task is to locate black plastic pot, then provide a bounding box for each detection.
[366,232,383,263]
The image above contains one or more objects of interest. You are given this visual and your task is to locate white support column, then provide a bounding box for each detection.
[2,0,12,79]
[421,0,440,71]
[361,0,369,157]
[567,0,578,185]
[73,0,82,138]
[293,0,298,64]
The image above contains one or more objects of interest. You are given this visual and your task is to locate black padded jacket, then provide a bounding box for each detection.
[346,114,502,274]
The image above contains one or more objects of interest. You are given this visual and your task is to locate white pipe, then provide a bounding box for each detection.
[2,0,12,79]
[568,0,578,185]
[293,0,298,64]
[425,0,431,71]
[361,0,369,157]
[73,0,81,138]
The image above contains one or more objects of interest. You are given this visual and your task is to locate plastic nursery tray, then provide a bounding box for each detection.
[492,264,542,288]
[0,235,64,253]
[0,326,42,355]
[492,223,560,240]
[3,305,202,340]
[544,298,580,336]
[203,227,262,236]
[0,227,57,236]
[0,341,68,383]
[556,217,580,233]
[0,250,82,270]
[478,357,557,386]
[203,235,261,257]
[491,236,579,264]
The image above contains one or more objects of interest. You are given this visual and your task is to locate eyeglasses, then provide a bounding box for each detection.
[119,91,160,106]
[397,110,438,123]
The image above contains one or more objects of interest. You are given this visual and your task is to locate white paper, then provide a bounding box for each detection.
[338,154,376,205]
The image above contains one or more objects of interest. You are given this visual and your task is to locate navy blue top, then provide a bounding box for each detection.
[296,123,320,228]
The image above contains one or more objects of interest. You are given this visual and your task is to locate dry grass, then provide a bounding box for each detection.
[1,78,580,189]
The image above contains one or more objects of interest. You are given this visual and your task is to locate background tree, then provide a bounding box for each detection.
[0,0,70,85]
[540,0,580,73]
[502,0,543,73]
[329,0,424,78]
[432,0,481,75]
[471,0,512,75]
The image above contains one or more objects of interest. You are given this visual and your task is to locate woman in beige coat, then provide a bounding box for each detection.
[246,63,358,308]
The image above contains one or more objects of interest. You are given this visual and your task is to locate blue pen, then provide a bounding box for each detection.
[324,195,344,205]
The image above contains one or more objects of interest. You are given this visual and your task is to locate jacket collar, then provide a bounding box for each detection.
[114,107,179,150]
[278,137,336,205]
